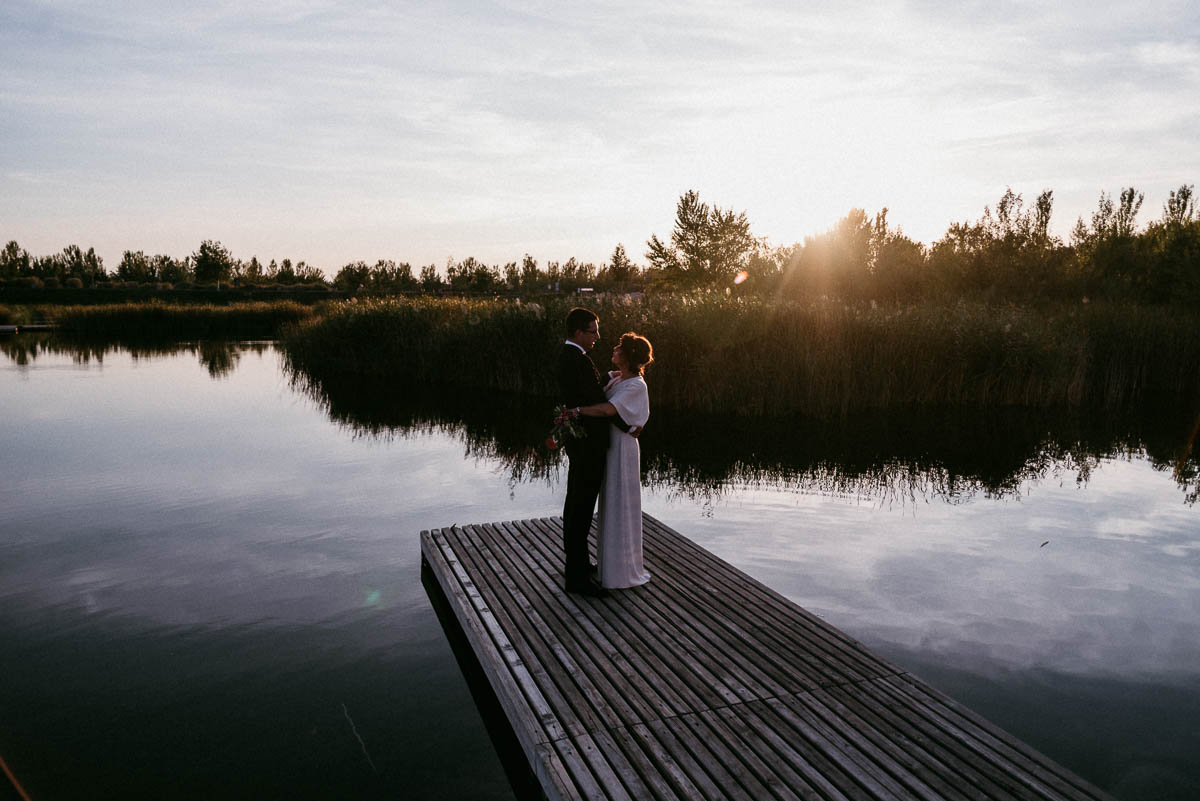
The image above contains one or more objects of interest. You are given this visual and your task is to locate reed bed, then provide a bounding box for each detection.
[42,300,320,339]
[280,294,1200,417]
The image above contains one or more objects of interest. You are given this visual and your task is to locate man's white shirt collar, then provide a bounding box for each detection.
[565,339,587,354]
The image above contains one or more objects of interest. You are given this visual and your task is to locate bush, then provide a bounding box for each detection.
[43,276,61,289]
[280,294,1200,417]
[46,300,318,339]
[64,277,83,289]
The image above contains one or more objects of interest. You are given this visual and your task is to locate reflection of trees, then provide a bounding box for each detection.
[4,334,1194,505]
[285,363,561,488]
[197,341,242,378]
[0,333,266,379]
[286,358,1200,507]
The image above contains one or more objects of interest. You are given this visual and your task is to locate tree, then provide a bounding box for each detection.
[520,254,540,290]
[926,188,1065,299]
[272,258,296,284]
[869,211,927,301]
[244,256,264,282]
[503,261,520,290]
[1136,184,1200,303]
[154,254,190,284]
[192,240,235,284]
[605,243,636,287]
[646,190,755,288]
[60,245,84,281]
[292,261,326,284]
[1163,184,1195,226]
[419,264,443,292]
[334,260,371,292]
[83,247,105,284]
[0,241,30,279]
[447,257,501,293]
[117,250,156,283]
[1072,187,1144,297]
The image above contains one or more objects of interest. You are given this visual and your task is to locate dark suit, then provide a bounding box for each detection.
[557,342,612,586]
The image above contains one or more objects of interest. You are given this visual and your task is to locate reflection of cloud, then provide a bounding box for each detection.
[703,456,1200,684]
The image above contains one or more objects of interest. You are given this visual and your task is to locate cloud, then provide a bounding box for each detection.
[2,0,1198,266]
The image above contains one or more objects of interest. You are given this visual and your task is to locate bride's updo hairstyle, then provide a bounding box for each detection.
[618,332,654,375]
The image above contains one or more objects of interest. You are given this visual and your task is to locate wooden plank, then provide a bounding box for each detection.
[507,518,729,713]
[849,677,1049,801]
[642,514,902,678]
[621,722,712,801]
[518,517,755,711]
[570,732,637,801]
[683,708,808,801]
[642,718,748,801]
[586,727,662,801]
[522,516,788,704]
[879,675,1111,801]
[423,517,1119,801]
[476,521,683,722]
[423,529,566,745]
[420,529,581,801]
[641,515,899,685]
[724,700,863,801]
[448,525,622,734]
[773,691,935,800]
[805,685,1000,801]
[637,517,874,689]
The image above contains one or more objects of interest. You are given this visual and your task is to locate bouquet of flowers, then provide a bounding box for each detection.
[545,404,585,450]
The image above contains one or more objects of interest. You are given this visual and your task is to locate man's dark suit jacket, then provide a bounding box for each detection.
[556,343,613,456]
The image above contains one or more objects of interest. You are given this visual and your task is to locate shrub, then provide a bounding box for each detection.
[64,277,84,289]
[46,300,318,339]
[280,294,1200,417]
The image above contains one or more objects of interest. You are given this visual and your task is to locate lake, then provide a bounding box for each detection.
[1,337,1197,800]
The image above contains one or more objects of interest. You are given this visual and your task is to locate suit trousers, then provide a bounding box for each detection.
[562,444,605,583]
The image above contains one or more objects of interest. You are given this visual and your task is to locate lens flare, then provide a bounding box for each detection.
[733,271,749,285]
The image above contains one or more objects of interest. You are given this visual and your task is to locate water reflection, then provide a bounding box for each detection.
[286,357,1200,508]
[3,336,1198,800]
[10,333,1194,507]
[0,332,267,378]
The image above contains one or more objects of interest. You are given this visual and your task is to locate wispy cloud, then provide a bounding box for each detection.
[2,0,1197,269]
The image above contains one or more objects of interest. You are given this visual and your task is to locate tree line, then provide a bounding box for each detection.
[3,183,1196,303]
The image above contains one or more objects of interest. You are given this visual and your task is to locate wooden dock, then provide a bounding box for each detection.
[420,514,1116,801]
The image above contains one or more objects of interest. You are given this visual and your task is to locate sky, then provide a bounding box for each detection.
[2,0,1198,276]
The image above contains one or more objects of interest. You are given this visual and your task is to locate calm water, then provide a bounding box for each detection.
[1,337,1197,800]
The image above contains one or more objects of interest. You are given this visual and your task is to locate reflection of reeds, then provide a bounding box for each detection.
[280,294,1200,417]
[284,364,563,487]
[286,353,1200,506]
[42,300,319,339]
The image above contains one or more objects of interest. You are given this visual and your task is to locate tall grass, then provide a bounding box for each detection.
[280,294,1200,417]
[42,300,320,339]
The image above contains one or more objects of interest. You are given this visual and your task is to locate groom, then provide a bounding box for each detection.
[557,307,633,596]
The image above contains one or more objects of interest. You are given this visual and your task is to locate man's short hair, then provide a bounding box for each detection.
[565,307,598,337]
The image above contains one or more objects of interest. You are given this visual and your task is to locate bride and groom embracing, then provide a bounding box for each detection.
[557,307,654,598]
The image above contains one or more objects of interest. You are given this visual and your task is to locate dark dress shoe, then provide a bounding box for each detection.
[564,578,608,598]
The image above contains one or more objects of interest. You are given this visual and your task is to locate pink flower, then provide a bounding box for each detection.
[545,437,559,450]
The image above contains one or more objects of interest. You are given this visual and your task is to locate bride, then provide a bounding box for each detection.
[576,332,654,589]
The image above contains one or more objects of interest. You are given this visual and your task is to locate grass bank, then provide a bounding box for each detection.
[280,294,1200,417]
[42,300,321,339]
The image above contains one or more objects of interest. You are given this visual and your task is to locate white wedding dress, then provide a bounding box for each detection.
[596,374,651,589]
